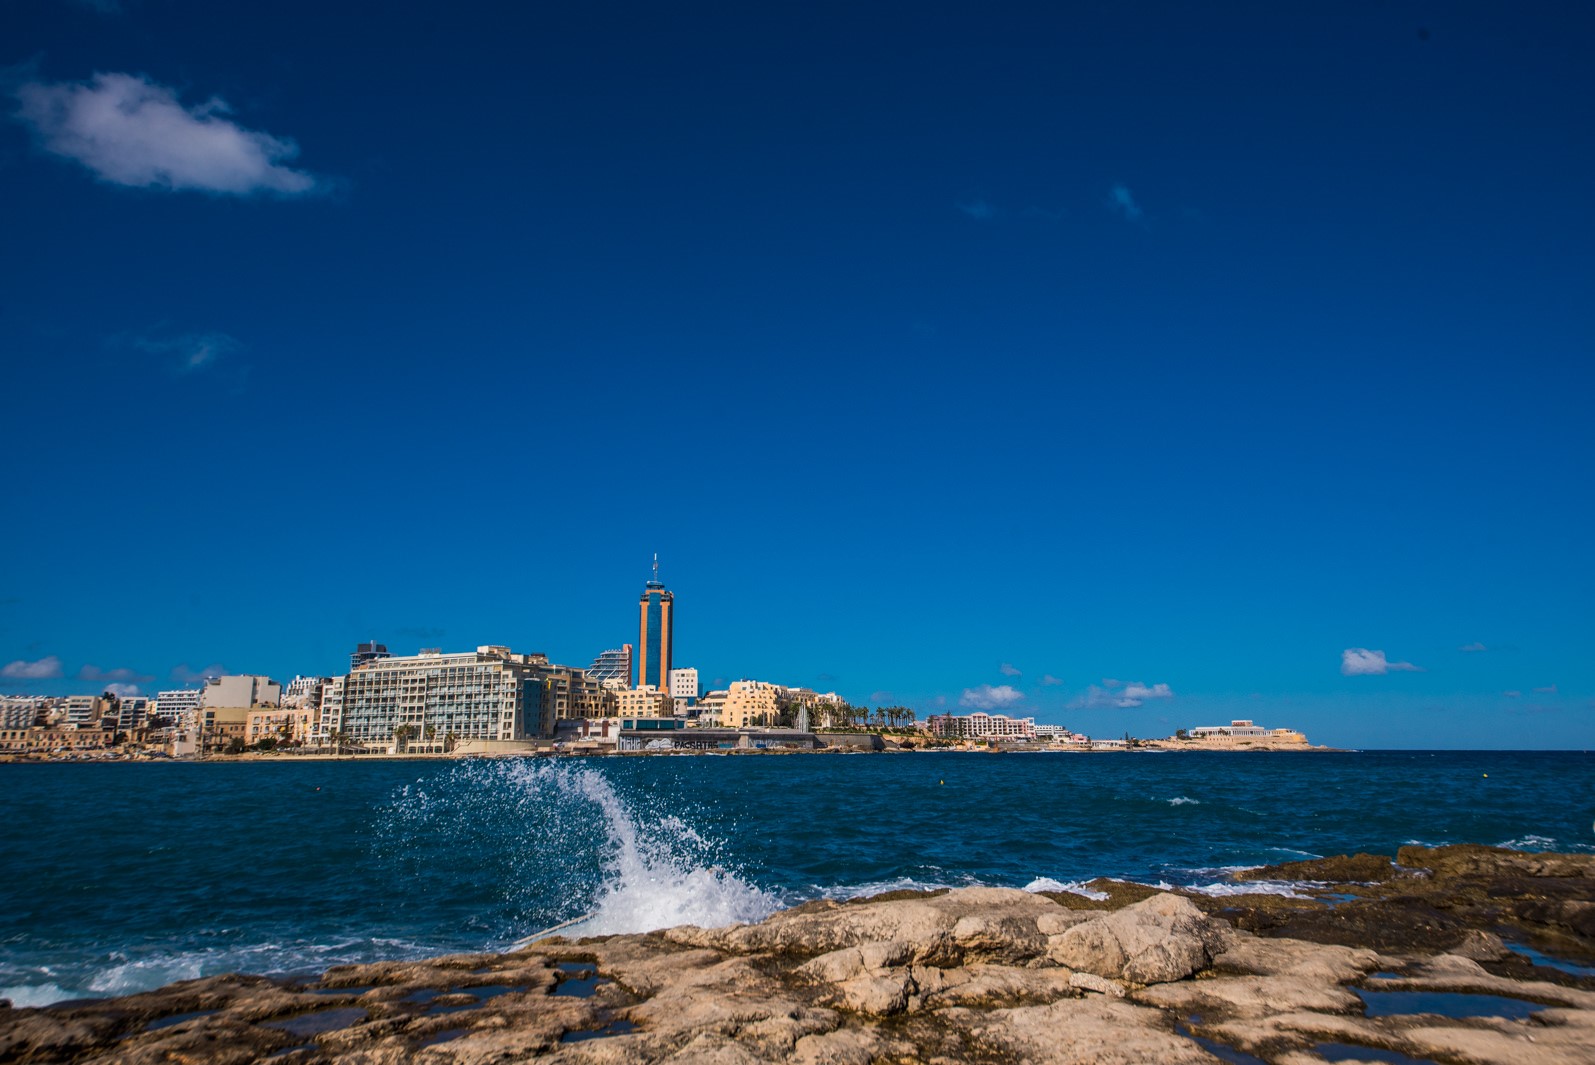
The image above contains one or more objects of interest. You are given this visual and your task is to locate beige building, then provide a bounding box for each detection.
[721,680,780,729]
[616,687,673,718]
[202,675,282,709]
[245,707,317,745]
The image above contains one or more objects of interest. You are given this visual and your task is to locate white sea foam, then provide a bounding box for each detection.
[0,983,85,1008]
[476,760,778,938]
[1023,877,1110,900]
[1178,879,1323,899]
[1166,797,1200,806]
[1498,834,1558,851]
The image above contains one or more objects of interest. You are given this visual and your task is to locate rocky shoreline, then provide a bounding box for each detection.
[3,845,1592,1064]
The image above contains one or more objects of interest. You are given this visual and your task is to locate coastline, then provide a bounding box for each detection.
[3,845,1591,1063]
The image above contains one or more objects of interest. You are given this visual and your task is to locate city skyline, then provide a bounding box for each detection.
[2,3,1592,749]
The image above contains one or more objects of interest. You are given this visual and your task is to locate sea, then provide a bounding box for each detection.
[2,750,1591,1008]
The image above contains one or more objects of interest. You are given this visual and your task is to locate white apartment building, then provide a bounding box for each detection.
[338,646,551,749]
[0,696,47,729]
[669,667,699,701]
[116,696,150,732]
[64,696,102,728]
[155,688,203,728]
[931,711,1036,740]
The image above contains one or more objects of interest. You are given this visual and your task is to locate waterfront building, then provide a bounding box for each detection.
[536,661,618,720]
[669,667,699,712]
[721,680,780,729]
[314,676,346,744]
[588,646,633,688]
[928,711,1036,740]
[64,695,106,728]
[284,675,326,705]
[0,696,48,729]
[115,696,150,732]
[1186,720,1306,744]
[1189,719,1267,739]
[350,641,391,672]
[338,646,553,751]
[246,706,317,746]
[155,689,203,727]
[202,675,282,710]
[636,554,674,690]
[616,686,673,718]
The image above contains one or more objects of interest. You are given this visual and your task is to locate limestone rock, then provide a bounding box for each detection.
[1050,892,1218,984]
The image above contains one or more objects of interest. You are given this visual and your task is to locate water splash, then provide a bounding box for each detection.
[379,760,776,939]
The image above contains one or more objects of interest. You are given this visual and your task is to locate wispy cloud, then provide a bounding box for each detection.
[1502,690,1521,698]
[1533,684,1557,694]
[2,655,62,680]
[1070,680,1174,709]
[1040,674,1064,686]
[170,662,225,684]
[1459,642,1488,653]
[868,690,895,705]
[14,72,322,196]
[957,199,996,221]
[1340,648,1422,676]
[1107,183,1143,222]
[137,331,240,373]
[960,684,1024,710]
[79,664,153,684]
[105,682,140,697]
[999,662,1021,678]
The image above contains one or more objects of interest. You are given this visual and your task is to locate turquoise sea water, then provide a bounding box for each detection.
[2,750,1591,1007]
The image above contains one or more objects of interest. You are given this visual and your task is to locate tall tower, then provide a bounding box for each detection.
[636,553,674,690]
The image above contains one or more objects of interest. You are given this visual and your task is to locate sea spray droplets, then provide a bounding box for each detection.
[376,759,775,939]
[1167,797,1200,806]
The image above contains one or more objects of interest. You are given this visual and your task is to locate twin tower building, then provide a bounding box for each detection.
[636,553,674,690]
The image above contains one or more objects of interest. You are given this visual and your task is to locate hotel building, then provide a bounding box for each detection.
[636,555,674,690]
[338,645,553,749]
[928,711,1037,740]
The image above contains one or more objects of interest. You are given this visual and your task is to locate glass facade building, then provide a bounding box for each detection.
[636,557,674,690]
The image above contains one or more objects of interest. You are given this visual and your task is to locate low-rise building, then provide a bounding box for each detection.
[721,680,780,729]
[1189,719,1267,739]
[616,686,673,718]
[245,706,317,746]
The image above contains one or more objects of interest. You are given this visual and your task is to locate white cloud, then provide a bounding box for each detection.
[79,664,153,684]
[957,199,996,220]
[136,331,241,374]
[960,684,1024,710]
[1108,183,1143,222]
[14,73,320,196]
[1340,648,1422,676]
[1070,680,1173,710]
[170,662,226,684]
[1040,674,1064,686]
[999,663,1022,677]
[2,655,63,679]
[1459,642,1488,653]
[105,682,140,697]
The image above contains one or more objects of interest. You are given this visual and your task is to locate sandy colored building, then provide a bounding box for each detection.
[721,680,780,729]
[616,687,673,718]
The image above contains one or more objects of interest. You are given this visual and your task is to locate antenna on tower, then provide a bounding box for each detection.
[652,552,659,582]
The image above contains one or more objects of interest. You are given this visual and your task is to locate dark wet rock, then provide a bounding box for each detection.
[1236,852,1398,883]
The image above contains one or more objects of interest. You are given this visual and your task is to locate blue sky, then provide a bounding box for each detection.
[2,1,1591,748]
